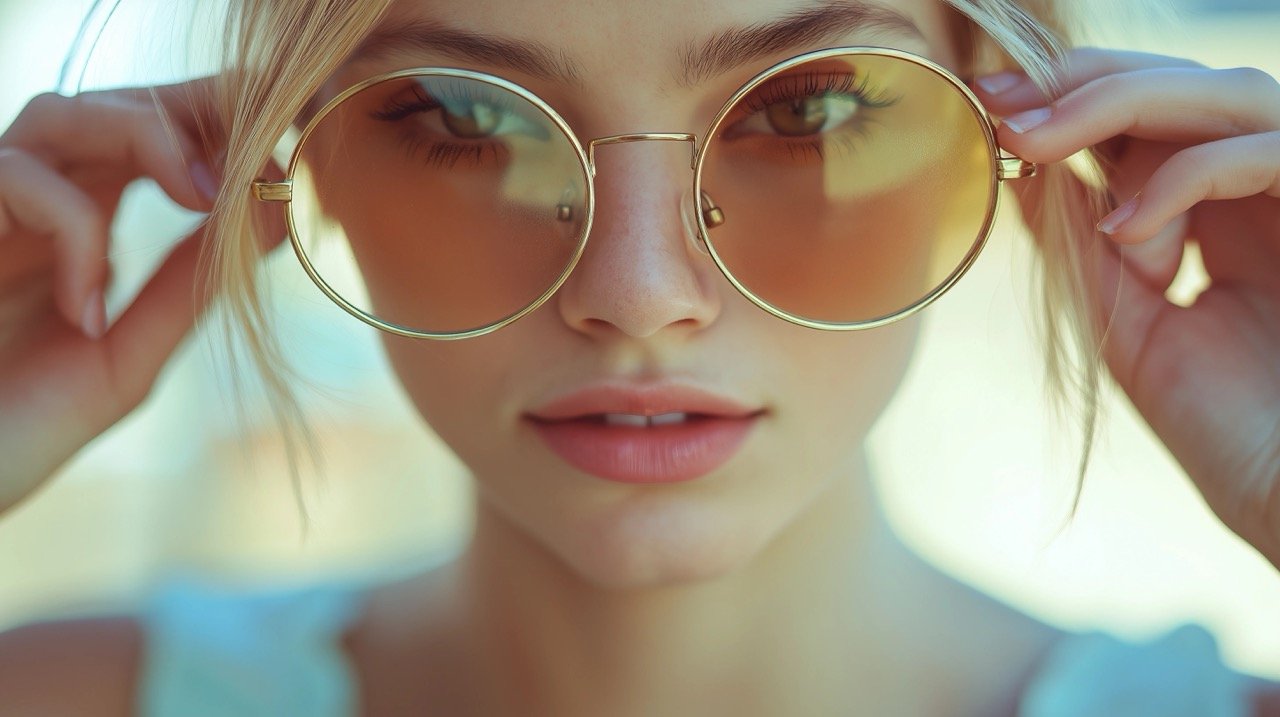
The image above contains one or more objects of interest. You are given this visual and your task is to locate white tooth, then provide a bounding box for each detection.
[604,413,648,427]
[650,412,687,426]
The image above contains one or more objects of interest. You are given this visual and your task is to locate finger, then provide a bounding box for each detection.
[975,46,1204,113]
[1,91,218,213]
[0,148,109,337]
[0,226,215,481]
[125,76,227,163]
[1098,131,1280,244]
[120,76,221,134]
[994,67,1280,165]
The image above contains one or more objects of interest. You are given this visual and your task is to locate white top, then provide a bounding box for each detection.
[136,574,1255,716]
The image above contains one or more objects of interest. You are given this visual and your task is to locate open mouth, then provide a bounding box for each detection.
[523,382,766,483]
[524,411,763,483]
[554,412,717,427]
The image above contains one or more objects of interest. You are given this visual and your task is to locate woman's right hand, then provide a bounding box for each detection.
[0,79,224,515]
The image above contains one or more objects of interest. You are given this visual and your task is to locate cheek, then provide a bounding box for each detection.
[769,313,923,469]
[377,330,517,456]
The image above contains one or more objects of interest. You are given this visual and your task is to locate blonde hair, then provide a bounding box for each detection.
[72,0,1118,528]
[945,0,1117,523]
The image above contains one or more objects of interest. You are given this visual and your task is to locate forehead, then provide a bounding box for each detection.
[362,0,961,87]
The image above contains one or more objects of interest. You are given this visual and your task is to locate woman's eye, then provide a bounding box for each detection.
[370,91,546,142]
[438,101,502,139]
[724,71,897,143]
[761,95,861,137]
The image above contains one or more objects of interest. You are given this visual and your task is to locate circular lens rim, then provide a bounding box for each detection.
[692,46,1004,331]
[282,67,595,340]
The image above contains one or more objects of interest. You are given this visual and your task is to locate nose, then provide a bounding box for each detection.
[555,140,721,340]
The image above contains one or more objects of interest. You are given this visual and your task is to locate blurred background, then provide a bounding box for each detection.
[2,0,1279,683]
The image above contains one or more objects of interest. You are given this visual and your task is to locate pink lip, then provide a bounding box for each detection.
[524,382,766,484]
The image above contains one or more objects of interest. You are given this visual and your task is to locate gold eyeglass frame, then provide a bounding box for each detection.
[252,46,1036,340]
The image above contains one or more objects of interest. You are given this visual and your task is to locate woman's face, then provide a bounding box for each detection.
[323,0,964,588]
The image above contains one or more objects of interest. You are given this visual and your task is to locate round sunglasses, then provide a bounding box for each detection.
[252,46,1036,340]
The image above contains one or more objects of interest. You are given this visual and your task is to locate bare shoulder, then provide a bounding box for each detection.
[0,615,143,716]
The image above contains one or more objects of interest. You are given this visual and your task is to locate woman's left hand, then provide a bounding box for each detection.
[975,47,1280,570]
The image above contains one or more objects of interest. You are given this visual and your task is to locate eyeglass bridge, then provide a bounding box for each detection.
[558,132,724,228]
[585,132,698,174]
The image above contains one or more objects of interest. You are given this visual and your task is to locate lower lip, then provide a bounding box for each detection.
[526,415,761,484]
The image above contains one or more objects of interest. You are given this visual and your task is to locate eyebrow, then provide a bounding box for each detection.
[349,17,584,84]
[678,1,926,86]
[348,1,925,87]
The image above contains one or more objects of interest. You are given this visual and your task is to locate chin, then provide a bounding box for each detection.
[548,496,782,592]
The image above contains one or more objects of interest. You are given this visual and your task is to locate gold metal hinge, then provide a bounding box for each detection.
[252,180,293,202]
[997,156,1036,181]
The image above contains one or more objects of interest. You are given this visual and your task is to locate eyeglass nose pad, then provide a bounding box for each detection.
[555,187,575,223]
[679,187,713,256]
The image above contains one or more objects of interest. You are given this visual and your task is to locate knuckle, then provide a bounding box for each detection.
[4,92,77,147]
[1224,68,1280,130]
[1225,65,1278,93]
[24,91,68,116]
[1148,148,1206,198]
[1164,143,1214,178]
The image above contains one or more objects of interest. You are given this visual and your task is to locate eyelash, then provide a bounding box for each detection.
[365,70,899,169]
[369,84,517,169]
[369,88,436,122]
[369,82,524,122]
[398,137,501,167]
[737,70,899,116]
[718,70,898,162]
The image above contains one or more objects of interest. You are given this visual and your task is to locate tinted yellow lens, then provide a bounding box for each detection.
[698,51,996,326]
[288,72,589,336]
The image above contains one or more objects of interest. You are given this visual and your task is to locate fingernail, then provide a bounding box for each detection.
[81,292,106,340]
[977,72,1022,95]
[191,161,220,202]
[1003,106,1051,134]
[1097,196,1140,235]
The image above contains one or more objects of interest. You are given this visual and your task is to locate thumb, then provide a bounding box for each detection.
[92,222,218,426]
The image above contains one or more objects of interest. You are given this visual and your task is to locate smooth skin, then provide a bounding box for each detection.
[1,1,1279,715]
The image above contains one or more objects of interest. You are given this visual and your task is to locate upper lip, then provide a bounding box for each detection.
[525,381,764,422]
